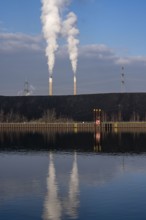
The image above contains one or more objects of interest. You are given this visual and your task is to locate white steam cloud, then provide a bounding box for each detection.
[63,12,79,74]
[41,0,62,76]
[41,0,79,77]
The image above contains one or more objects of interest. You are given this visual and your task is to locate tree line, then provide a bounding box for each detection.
[0,109,73,123]
[0,109,146,123]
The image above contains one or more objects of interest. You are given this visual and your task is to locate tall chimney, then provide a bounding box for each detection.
[74,75,77,95]
[49,76,53,96]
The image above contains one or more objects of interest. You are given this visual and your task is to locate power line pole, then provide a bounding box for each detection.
[24,80,30,96]
[121,66,126,93]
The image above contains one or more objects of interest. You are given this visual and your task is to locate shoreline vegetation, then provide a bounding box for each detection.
[0,109,74,123]
[0,109,145,123]
[1,93,146,122]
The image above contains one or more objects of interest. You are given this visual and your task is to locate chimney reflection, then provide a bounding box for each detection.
[43,152,79,220]
[43,153,62,220]
[66,152,80,219]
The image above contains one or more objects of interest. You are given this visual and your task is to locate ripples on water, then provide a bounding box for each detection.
[1,130,146,220]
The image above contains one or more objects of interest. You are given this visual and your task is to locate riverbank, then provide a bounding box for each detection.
[1,122,146,132]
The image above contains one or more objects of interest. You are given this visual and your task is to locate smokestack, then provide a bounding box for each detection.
[41,1,79,96]
[74,75,76,95]
[49,76,53,96]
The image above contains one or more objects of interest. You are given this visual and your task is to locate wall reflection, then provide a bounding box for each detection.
[43,152,79,220]
[1,129,146,153]
[94,131,102,152]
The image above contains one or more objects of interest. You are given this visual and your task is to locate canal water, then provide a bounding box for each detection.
[1,130,146,220]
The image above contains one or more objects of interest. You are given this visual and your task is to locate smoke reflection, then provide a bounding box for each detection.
[43,152,79,220]
[43,153,62,220]
[66,152,79,219]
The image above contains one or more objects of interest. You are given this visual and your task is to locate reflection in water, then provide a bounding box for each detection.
[94,131,102,152]
[43,153,62,220]
[66,152,79,219]
[1,129,146,153]
[2,131,146,220]
[43,152,79,220]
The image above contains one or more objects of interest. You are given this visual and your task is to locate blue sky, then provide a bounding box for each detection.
[75,0,146,55]
[1,0,146,52]
[0,0,146,95]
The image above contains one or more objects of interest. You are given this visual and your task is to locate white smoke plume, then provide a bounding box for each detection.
[63,12,79,74]
[41,0,62,76]
[41,0,79,77]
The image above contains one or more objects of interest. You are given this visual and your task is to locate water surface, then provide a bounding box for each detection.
[1,130,146,220]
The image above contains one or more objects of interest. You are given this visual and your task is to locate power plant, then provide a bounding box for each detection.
[41,0,79,96]
[48,74,77,96]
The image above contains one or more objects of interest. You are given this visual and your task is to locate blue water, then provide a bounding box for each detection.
[1,131,146,219]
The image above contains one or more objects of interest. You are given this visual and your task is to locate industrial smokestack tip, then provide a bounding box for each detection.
[49,77,53,83]
[49,76,53,96]
[74,75,77,96]
[74,76,76,83]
